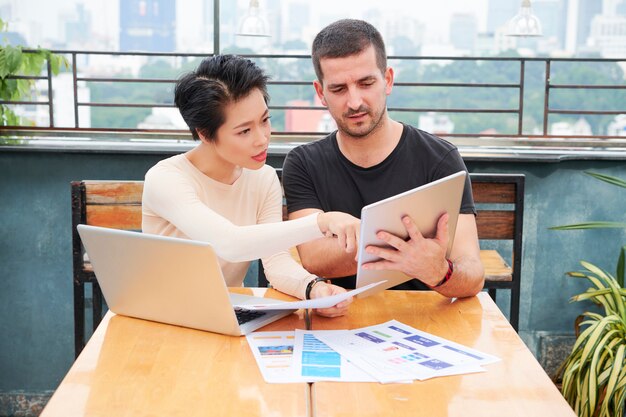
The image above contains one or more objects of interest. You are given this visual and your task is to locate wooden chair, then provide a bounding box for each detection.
[471,173,524,331]
[71,181,143,357]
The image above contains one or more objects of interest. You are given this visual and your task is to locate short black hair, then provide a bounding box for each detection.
[174,55,270,141]
[311,19,387,83]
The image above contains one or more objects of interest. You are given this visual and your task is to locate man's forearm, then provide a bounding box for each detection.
[297,238,357,278]
[433,255,484,298]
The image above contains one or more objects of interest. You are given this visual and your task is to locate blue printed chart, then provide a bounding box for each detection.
[292,331,376,382]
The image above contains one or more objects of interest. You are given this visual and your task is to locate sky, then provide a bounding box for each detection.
[313,0,489,36]
[0,0,490,49]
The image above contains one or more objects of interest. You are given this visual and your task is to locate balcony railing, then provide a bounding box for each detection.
[1,50,625,145]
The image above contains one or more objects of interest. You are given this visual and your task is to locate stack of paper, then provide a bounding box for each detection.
[246,320,500,384]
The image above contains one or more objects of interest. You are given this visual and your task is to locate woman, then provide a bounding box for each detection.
[142,55,358,317]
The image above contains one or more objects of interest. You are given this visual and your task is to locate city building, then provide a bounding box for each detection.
[575,0,604,49]
[550,117,593,136]
[137,107,186,130]
[450,13,477,53]
[586,0,626,57]
[607,114,626,136]
[418,112,455,135]
[487,0,519,33]
[533,0,568,49]
[120,0,176,52]
[284,96,335,133]
[14,73,91,128]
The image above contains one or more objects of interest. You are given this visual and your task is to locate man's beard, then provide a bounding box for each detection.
[336,104,386,139]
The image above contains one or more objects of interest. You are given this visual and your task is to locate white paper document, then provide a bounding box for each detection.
[246,320,500,384]
[235,281,385,311]
[292,330,377,382]
[246,331,300,383]
[315,320,500,383]
[246,330,377,383]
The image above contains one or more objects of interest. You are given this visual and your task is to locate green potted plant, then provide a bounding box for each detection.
[552,171,626,417]
[0,17,68,126]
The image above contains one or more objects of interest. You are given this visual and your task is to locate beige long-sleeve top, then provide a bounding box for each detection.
[142,154,321,299]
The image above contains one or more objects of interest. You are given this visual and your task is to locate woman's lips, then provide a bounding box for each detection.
[252,150,267,162]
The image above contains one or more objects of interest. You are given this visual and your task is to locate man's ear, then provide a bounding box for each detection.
[313,80,327,106]
[384,67,394,96]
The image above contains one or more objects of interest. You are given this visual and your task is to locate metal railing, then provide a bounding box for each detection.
[1,49,625,142]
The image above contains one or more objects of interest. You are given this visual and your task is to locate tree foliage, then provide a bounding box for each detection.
[390,51,625,135]
[87,49,625,135]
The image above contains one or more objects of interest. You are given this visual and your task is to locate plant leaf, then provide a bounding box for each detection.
[601,344,625,417]
[22,52,45,76]
[587,329,620,412]
[573,264,617,313]
[586,171,626,189]
[617,245,625,289]
[580,316,619,365]
[3,45,23,76]
[48,53,68,75]
[572,289,612,302]
[14,79,31,100]
[550,222,626,230]
[3,78,17,99]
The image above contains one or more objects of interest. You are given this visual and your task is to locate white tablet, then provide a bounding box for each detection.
[355,171,467,298]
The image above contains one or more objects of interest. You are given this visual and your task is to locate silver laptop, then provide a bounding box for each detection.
[77,225,296,335]
[355,171,467,298]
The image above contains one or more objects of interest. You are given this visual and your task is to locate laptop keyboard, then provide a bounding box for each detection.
[234,307,267,325]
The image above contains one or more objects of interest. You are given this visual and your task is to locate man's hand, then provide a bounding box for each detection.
[362,213,450,287]
[310,282,353,317]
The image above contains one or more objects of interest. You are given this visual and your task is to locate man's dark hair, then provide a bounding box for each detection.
[311,19,387,83]
[174,55,269,141]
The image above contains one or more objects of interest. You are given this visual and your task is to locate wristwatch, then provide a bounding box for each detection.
[305,277,328,299]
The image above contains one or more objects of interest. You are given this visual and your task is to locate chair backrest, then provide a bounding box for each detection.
[470,173,525,331]
[71,180,144,357]
[471,174,524,240]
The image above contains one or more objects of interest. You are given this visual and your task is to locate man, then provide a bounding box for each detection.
[282,19,484,298]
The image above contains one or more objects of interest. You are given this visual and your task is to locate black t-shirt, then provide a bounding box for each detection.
[282,123,475,290]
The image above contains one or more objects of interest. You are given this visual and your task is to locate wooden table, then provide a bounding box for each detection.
[41,288,309,417]
[42,290,575,417]
[310,292,575,417]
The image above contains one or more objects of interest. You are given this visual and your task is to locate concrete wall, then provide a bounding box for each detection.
[0,148,625,411]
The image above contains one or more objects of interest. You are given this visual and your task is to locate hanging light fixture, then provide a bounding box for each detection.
[506,0,543,37]
[236,0,271,38]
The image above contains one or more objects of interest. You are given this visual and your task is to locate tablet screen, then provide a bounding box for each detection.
[355,171,467,298]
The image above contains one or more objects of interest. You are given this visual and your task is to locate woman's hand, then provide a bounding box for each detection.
[317,212,361,253]
[310,282,352,317]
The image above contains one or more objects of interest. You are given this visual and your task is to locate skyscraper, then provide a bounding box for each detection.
[487,0,519,33]
[284,1,311,42]
[64,4,92,47]
[533,0,568,49]
[450,13,477,51]
[587,0,626,57]
[120,0,176,52]
[576,0,603,48]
